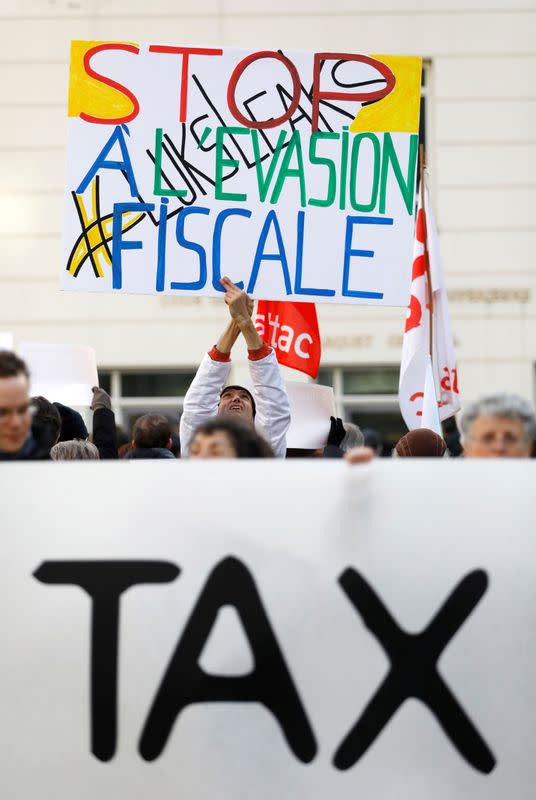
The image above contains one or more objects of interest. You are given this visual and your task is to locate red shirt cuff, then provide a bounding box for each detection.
[248,342,272,361]
[208,346,231,363]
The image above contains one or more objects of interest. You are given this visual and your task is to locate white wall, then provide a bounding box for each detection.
[1,0,535,402]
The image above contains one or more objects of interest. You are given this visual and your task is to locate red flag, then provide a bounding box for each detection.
[254,301,321,379]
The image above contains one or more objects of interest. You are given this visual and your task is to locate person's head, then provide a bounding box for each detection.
[53,402,88,442]
[31,396,62,447]
[190,417,274,459]
[341,422,365,452]
[363,427,383,456]
[394,428,447,457]
[50,440,100,460]
[132,414,172,450]
[460,393,536,458]
[218,385,256,426]
[0,351,32,453]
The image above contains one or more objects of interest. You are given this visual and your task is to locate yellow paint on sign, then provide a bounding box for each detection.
[68,40,138,120]
[350,55,422,134]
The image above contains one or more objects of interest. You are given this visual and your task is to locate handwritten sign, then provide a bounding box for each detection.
[62,44,421,305]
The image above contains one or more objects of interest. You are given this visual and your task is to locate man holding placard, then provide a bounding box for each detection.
[180,278,290,458]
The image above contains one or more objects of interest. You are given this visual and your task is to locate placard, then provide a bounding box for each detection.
[2,461,535,799]
[62,44,421,305]
[19,342,98,405]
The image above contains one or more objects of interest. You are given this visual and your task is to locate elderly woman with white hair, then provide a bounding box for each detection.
[460,393,536,458]
[50,440,100,460]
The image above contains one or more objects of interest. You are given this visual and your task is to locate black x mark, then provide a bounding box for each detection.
[334,569,496,774]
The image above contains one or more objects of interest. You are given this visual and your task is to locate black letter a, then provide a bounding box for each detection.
[139,556,317,762]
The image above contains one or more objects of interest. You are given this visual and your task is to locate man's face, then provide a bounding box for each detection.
[190,430,237,459]
[218,388,254,425]
[463,415,532,458]
[0,373,32,453]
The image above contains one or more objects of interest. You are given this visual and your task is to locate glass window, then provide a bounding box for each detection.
[121,371,196,397]
[342,367,399,395]
[98,371,111,394]
[316,368,334,387]
[347,407,406,457]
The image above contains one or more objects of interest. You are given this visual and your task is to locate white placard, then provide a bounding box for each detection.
[1,461,535,800]
[285,381,336,448]
[0,331,14,350]
[19,342,98,405]
[62,44,421,306]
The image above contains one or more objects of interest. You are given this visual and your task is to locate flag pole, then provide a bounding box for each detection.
[419,144,434,358]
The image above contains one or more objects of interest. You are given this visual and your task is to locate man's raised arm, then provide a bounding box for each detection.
[179,281,255,456]
[222,278,291,458]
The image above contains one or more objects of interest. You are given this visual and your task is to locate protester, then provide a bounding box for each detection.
[393,428,447,457]
[363,428,383,457]
[341,422,365,452]
[190,417,275,459]
[31,396,62,454]
[180,277,290,458]
[460,393,535,458]
[442,415,463,457]
[50,440,100,460]
[125,414,175,459]
[0,351,50,460]
[53,401,88,442]
[90,386,118,459]
[323,417,365,458]
[52,387,118,459]
[118,441,134,459]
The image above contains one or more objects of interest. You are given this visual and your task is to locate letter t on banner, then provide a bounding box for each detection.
[255,301,321,379]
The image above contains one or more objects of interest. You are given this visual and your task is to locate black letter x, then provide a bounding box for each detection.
[334,569,496,774]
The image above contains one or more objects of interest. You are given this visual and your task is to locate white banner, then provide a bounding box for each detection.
[2,461,535,799]
[62,44,421,306]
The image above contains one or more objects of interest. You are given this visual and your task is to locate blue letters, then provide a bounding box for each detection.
[77,125,139,198]
[112,202,155,290]
[212,208,249,291]
[294,211,335,297]
[342,216,392,299]
[171,207,210,291]
[247,210,292,296]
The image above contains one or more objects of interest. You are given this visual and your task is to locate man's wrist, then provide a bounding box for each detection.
[208,345,231,363]
[248,342,272,361]
[236,315,256,332]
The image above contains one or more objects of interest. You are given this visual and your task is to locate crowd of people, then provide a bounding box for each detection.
[1,279,535,463]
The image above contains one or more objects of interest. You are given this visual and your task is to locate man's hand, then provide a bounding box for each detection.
[221,276,253,324]
[220,276,263,351]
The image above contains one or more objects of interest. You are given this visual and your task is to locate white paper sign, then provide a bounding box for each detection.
[19,342,98,405]
[62,44,421,306]
[2,461,535,800]
[0,331,14,350]
[285,381,336,448]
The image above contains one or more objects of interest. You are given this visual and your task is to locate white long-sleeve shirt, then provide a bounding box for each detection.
[179,348,290,458]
